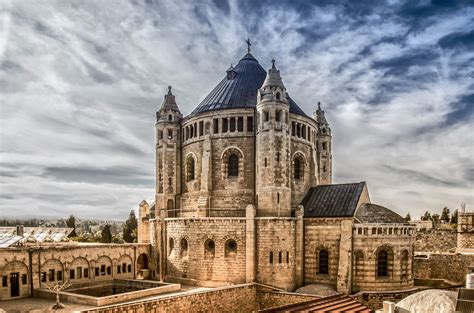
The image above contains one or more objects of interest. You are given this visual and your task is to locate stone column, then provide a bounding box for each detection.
[295,205,305,288]
[337,219,353,293]
[245,204,256,283]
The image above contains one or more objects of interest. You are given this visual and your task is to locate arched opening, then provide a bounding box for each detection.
[204,239,215,258]
[294,156,304,180]
[95,256,112,278]
[168,114,172,121]
[401,250,408,279]
[186,156,195,181]
[3,261,28,298]
[42,259,64,283]
[318,250,329,274]
[276,92,281,100]
[70,257,90,281]
[278,251,282,264]
[377,250,388,277]
[169,238,174,255]
[286,251,289,263]
[117,254,133,277]
[228,154,239,177]
[269,251,273,264]
[180,238,188,258]
[137,253,149,270]
[225,239,237,258]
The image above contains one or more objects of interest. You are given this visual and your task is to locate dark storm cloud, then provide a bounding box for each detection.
[1,0,473,219]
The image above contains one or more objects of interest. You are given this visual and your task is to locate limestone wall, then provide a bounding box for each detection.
[257,290,318,309]
[0,244,150,301]
[165,218,246,284]
[458,212,474,249]
[256,218,297,290]
[414,229,457,252]
[413,253,474,283]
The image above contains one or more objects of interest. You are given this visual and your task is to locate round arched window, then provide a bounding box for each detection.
[228,154,239,177]
[225,239,237,252]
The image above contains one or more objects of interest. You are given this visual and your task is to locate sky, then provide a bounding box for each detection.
[0,0,473,220]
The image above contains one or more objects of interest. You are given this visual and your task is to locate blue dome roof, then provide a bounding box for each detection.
[190,53,307,117]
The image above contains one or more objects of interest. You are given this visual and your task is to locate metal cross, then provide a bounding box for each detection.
[246,38,251,53]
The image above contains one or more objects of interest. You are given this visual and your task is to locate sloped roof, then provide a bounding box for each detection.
[0,227,73,247]
[301,182,366,217]
[355,203,407,224]
[190,52,307,117]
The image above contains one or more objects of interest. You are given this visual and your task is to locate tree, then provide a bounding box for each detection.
[431,213,440,224]
[123,210,138,243]
[101,224,112,243]
[450,209,458,224]
[421,211,432,221]
[404,213,411,222]
[66,215,77,237]
[440,207,450,223]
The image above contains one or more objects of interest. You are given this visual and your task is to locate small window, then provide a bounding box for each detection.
[286,251,289,263]
[117,265,121,274]
[275,110,281,122]
[168,177,172,186]
[2,276,7,287]
[199,121,204,136]
[237,117,244,132]
[276,151,280,163]
[302,125,306,139]
[276,92,281,100]
[169,238,174,253]
[223,118,228,132]
[100,265,105,275]
[278,251,282,264]
[107,266,111,275]
[277,192,280,204]
[22,274,27,285]
[168,114,172,121]
[186,156,195,181]
[269,251,273,264]
[127,264,132,273]
[180,238,188,257]
[292,122,295,136]
[264,111,270,122]
[84,268,89,278]
[95,268,99,276]
[77,267,82,279]
[122,263,126,273]
[168,129,173,139]
[69,269,75,280]
[323,165,327,173]
[377,250,388,277]
[48,269,55,281]
[264,158,267,167]
[57,271,63,281]
[204,239,215,257]
[228,154,239,177]
[225,239,237,257]
[319,250,329,274]
[247,116,253,132]
[230,117,236,132]
[294,157,303,180]
[213,118,219,134]
[322,142,327,150]
[158,130,163,140]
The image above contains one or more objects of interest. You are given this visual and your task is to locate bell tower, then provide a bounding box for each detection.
[156,86,182,217]
[255,60,291,217]
[314,102,332,184]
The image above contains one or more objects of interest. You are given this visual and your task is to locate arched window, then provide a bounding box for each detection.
[401,250,408,279]
[278,251,282,264]
[276,92,281,100]
[225,239,237,257]
[180,238,188,257]
[186,156,195,181]
[269,251,273,264]
[318,250,329,274]
[204,239,215,258]
[286,251,289,263]
[294,156,303,180]
[377,250,388,277]
[168,114,172,121]
[228,154,239,177]
[169,238,174,255]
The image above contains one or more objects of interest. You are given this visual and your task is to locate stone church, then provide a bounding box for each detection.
[138,45,416,294]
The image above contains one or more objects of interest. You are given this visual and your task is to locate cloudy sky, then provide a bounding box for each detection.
[1,0,473,220]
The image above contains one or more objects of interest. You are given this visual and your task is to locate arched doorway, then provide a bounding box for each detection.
[137,253,150,279]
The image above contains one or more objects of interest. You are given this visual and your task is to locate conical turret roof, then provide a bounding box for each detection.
[159,86,180,112]
[190,53,306,116]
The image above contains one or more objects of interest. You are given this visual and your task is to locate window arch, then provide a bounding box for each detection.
[204,239,215,258]
[318,249,329,274]
[225,239,237,257]
[228,154,239,177]
[186,155,195,181]
[276,92,281,100]
[377,250,388,277]
[180,238,188,257]
[294,155,304,180]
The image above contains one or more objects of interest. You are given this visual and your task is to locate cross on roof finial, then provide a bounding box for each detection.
[271,59,276,69]
[246,38,251,53]
[167,85,172,95]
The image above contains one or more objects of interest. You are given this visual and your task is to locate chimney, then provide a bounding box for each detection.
[16,225,24,237]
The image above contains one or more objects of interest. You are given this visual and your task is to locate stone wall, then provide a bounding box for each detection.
[414,229,457,252]
[0,244,150,301]
[458,212,474,249]
[81,283,259,313]
[352,287,422,310]
[257,290,318,309]
[413,253,474,283]
[165,218,246,284]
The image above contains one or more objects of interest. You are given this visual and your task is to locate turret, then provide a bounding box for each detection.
[255,60,291,217]
[313,102,332,184]
[156,86,182,217]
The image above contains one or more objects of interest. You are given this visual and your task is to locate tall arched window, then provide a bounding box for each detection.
[278,251,282,264]
[401,250,408,278]
[180,238,188,258]
[186,156,195,181]
[269,251,273,264]
[319,250,329,274]
[228,154,239,177]
[294,156,303,180]
[377,250,388,277]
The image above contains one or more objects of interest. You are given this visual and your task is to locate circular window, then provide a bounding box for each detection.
[226,239,237,252]
[205,239,215,250]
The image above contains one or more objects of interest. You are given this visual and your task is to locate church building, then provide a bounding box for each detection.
[138,43,415,294]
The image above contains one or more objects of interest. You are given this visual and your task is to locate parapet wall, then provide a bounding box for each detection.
[413,253,474,284]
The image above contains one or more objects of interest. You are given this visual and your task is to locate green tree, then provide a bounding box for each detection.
[450,209,458,224]
[404,213,411,222]
[101,224,112,243]
[66,215,77,237]
[431,213,440,224]
[440,207,450,223]
[421,211,432,221]
[123,210,138,243]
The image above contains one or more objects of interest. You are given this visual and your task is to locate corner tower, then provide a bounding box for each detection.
[314,102,332,184]
[256,60,291,217]
[156,86,182,217]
